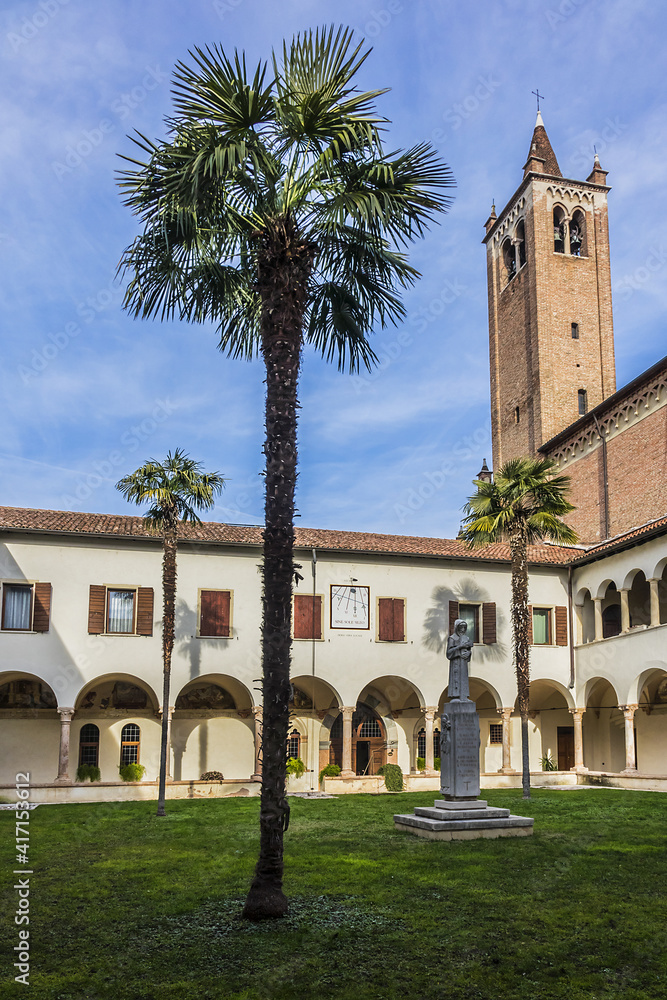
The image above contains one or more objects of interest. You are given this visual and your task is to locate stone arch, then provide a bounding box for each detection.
[0,671,61,783]
[329,700,390,776]
[514,218,526,268]
[289,676,342,777]
[575,587,595,643]
[582,676,624,772]
[520,678,575,771]
[594,578,617,600]
[569,207,587,256]
[501,236,516,284]
[553,205,567,253]
[171,673,255,782]
[627,570,651,628]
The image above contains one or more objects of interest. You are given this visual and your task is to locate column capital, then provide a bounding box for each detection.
[158,706,175,719]
[342,705,356,717]
[569,707,585,717]
[252,705,263,719]
[497,707,513,719]
[620,704,638,716]
[57,708,75,721]
[423,706,437,721]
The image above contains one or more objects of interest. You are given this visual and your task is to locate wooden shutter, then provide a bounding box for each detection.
[136,588,154,636]
[88,585,106,634]
[32,583,52,632]
[378,598,405,642]
[449,600,459,635]
[392,598,406,641]
[482,602,496,644]
[527,605,533,645]
[555,606,568,646]
[200,590,231,637]
[294,595,321,639]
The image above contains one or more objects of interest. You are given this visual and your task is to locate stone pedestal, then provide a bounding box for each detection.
[440,700,480,800]
[395,697,534,842]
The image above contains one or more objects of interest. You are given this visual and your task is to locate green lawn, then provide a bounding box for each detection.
[2,789,667,999]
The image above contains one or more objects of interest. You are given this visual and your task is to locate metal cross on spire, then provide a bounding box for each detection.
[532,89,544,111]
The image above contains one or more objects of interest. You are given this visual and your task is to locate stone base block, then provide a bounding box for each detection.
[394,821,534,841]
[394,797,534,841]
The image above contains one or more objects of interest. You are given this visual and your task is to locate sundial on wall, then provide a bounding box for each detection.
[330,585,370,630]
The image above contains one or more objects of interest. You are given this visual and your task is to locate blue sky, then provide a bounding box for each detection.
[1,0,665,538]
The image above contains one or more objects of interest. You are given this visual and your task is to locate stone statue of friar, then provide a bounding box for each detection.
[446,619,473,701]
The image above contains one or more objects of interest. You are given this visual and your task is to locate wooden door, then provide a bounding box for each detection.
[557,727,574,770]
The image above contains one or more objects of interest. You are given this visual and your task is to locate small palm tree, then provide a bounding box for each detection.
[459,457,577,799]
[116,449,225,816]
[117,26,454,919]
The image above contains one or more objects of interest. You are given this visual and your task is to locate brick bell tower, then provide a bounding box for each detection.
[483,111,616,469]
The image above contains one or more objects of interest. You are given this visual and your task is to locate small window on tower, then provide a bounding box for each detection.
[578,389,588,415]
[514,406,520,424]
[571,322,579,339]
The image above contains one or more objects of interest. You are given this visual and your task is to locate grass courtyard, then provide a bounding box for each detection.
[1,788,667,999]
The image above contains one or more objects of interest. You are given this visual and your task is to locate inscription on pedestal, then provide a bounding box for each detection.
[440,701,480,800]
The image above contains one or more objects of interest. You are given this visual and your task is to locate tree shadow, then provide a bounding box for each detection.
[422,577,508,663]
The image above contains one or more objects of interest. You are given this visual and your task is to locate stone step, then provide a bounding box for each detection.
[394,812,534,832]
[434,799,488,810]
[414,806,510,821]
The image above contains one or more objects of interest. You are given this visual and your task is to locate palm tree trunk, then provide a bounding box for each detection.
[509,522,531,799]
[157,520,177,817]
[243,221,315,921]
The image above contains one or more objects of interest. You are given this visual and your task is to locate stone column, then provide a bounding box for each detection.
[251,707,263,779]
[55,708,75,784]
[593,598,603,641]
[569,708,587,772]
[620,705,638,773]
[649,579,661,627]
[158,706,175,780]
[620,589,630,633]
[424,707,437,774]
[341,706,355,778]
[574,604,584,645]
[497,708,515,773]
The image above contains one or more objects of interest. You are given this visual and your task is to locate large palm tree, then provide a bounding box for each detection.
[116,449,225,817]
[459,457,577,799]
[116,26,454,919]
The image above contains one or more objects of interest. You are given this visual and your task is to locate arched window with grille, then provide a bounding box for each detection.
[120,723,141,765]
[287,729,300,759]
[417,728,426,758]
[79,724,99,766]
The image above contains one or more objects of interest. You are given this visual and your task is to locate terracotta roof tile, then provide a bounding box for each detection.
[0,505,579,566]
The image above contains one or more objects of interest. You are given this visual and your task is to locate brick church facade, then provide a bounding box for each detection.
[483,111,667,544]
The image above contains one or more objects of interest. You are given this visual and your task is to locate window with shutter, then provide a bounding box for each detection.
[88,586,153,635]
[1,584,33,631]
[555,606,568,646]
[448,600,459,635]
[293,595,322,639]
[532,607,552,644]
[482,602,496,644]
[199,590,231,637]
[459,604,479,643]
[377,598,405,642]
[32,583,52,633]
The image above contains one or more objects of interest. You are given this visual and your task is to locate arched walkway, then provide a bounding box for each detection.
[171,674,255,781]
[0,671,59,783]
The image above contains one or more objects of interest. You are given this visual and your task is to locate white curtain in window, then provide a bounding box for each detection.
[3,586,31,629]
[107,590,134,633]
[533,609,549,645]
